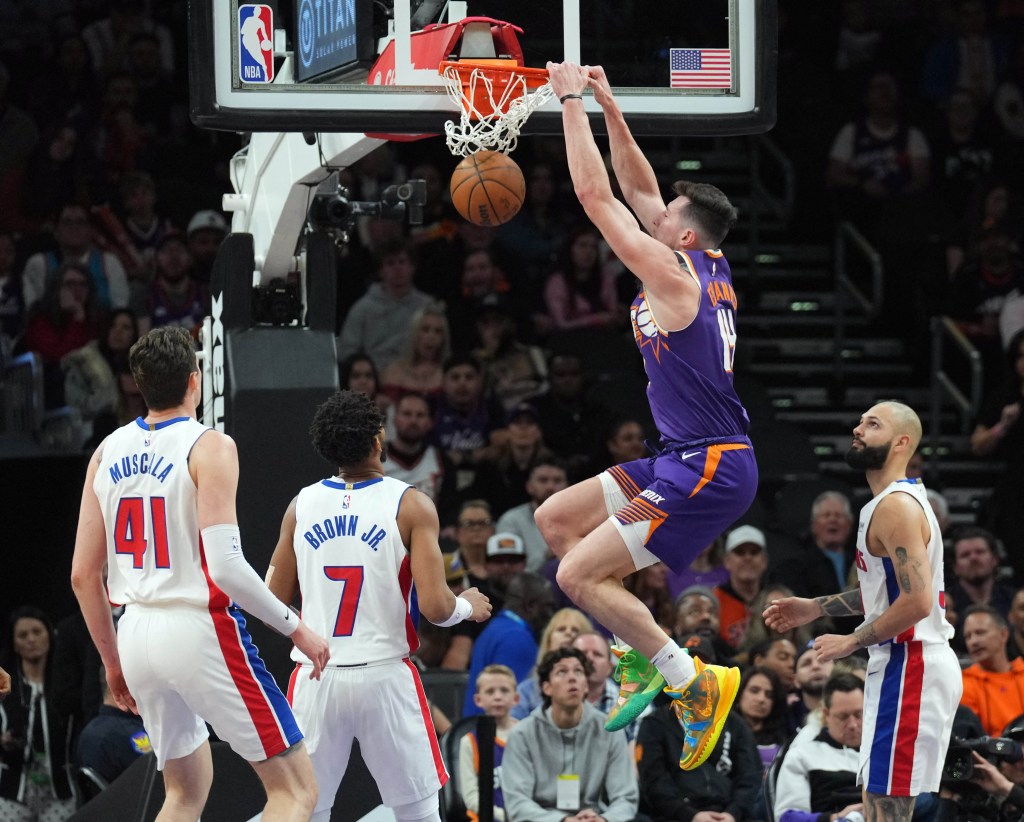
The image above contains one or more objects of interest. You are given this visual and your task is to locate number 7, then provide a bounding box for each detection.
[324,566,364,637]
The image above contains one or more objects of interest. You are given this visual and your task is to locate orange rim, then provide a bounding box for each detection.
[440,59,551,120]
[439,59,550,90]
[439,60,550,120]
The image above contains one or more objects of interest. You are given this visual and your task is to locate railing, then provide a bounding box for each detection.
[2,351,44,436]
[199,316,215,429]
[833,221,884,384]
[929,316,983,470]
[747,133,795,251]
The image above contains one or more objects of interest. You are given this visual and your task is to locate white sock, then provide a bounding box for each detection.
[651,639,696,690]
[612,635,631,651]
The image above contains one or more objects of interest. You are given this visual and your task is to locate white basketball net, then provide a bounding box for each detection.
[442,64,553,157]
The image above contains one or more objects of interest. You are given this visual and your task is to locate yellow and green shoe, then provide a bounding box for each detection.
[666,658,742,770]
[603,646,666,732]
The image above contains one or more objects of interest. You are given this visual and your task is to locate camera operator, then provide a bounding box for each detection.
[939,712,1024,822]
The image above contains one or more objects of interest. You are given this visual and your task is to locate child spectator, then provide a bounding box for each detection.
[458,664,520,822]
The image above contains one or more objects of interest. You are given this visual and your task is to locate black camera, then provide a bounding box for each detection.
[943,736,1023,784]
[307,179,427,236]
[252,277,303,326]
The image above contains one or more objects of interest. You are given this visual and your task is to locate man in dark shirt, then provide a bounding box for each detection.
[76,668,151,784]
[947,527,1016,621]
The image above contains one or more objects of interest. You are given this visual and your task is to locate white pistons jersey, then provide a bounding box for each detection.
[855,478,954,646]
[291,475,417,666]
[94,416,226,608]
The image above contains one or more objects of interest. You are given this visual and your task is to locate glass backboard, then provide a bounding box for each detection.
[189,0,776,137]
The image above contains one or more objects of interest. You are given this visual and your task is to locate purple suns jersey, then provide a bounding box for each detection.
[629,249,749,444]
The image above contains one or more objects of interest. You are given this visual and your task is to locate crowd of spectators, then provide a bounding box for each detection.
[428,512,1024,822]
[3,2,1023,569]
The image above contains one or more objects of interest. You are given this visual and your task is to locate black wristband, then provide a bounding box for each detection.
[559,93,584,103]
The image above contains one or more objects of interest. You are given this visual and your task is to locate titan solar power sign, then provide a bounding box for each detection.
[295,0,374,82]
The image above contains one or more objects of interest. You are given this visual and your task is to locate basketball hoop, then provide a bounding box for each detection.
[440,59,553,157]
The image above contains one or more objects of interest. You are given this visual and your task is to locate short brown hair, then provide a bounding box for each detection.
[672,180,738,247]
[129,327,198,411]
[476,664,517,691]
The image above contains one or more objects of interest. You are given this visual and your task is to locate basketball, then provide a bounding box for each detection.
[449,150,525,227]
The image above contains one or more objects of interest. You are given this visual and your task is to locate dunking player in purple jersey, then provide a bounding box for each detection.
[536,62,757,770]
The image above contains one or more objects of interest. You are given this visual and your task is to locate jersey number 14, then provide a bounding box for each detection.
[717,308,737,373]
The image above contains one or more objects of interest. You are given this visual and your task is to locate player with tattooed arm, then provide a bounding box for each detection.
[764,401,961,822]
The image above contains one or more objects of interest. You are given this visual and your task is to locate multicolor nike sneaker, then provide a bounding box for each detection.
[666,658,742,770]
[603,646,666,732]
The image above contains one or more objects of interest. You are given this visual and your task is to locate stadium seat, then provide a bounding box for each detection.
[762,736,793,822]
[421,669,469,725]
[74,765,109,807]
[440,715,478,822]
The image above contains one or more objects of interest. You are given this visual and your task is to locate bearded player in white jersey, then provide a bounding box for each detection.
[265,389,492,822]
[71,326,331,822]
[764,401,961,822]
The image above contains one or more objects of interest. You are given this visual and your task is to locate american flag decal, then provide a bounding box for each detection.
[670,48,732,89]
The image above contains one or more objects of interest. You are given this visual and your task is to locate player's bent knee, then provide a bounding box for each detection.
[534,497,559,539]
[555,553,587,604]
[390,792,440,822]
[535,495,577,557]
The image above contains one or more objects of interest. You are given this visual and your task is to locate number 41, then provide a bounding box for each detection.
[114,497,170,569]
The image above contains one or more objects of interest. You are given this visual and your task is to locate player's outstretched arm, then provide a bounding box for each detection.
[764,588,865,634]
[550,60,697,314]
[400,488,491,625]
[586,65,665,232]
[762,595,823,633]
[71,443,137,714]
[192,431,330,678]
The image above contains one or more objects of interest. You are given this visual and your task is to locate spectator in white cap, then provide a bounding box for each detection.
[713,524,769,651]
[186,209,228,284]
[485,532,528,602]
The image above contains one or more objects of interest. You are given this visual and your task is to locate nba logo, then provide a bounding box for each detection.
[342,495,351,509]
[238,4,274,83]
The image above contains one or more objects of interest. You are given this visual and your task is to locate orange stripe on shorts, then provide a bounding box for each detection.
[688,443,749,499]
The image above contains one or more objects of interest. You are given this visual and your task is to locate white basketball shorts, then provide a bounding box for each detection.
[287,658,447,813]
[859,640,962,796]
[118,604,303,769]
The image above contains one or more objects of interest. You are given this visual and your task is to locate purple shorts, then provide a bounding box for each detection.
[606,438,758,574]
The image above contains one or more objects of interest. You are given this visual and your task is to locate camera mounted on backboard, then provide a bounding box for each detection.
[307,178,427,244]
